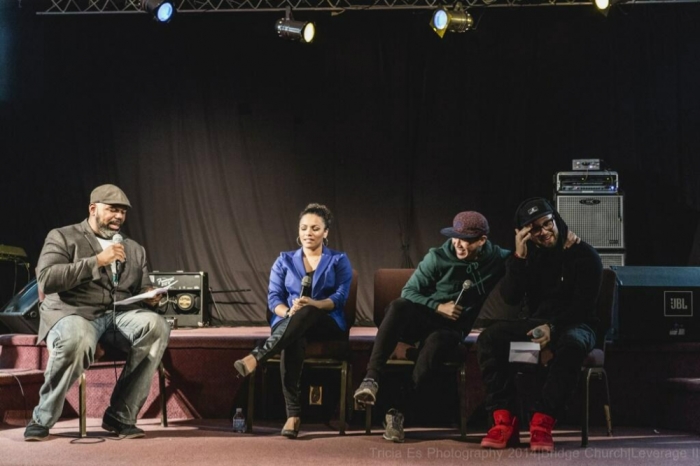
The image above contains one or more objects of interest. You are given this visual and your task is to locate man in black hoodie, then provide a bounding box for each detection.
[477,198,602,452]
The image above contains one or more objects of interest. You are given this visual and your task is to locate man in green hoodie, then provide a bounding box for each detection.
[353,211,511,443]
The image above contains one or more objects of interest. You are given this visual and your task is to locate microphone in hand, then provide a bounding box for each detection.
[300,275,312,298]
[454,280,472,307]
[532,327,545,339]
[112,233,123,285]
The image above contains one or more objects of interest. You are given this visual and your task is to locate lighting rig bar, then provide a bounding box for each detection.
[32,0,700,15]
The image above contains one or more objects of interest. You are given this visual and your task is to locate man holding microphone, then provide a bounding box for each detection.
[24,184,170,441]
[354,211,511,443]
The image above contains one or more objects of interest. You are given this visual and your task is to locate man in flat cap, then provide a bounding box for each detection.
[24,184,170,441]
[477,198,602,452]
[353,211,511,443]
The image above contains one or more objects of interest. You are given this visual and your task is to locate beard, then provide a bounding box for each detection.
[95,211,122,239]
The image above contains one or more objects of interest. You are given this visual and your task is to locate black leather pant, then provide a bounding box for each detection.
[477,319,596,418]
[251,306,345,418]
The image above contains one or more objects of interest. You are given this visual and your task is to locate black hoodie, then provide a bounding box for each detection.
[500,209,603,331]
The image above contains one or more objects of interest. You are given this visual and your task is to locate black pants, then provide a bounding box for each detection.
[251,306,345,418]
[477,319,596,418]
[366,298,463,411]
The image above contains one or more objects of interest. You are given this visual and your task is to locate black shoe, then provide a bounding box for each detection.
[101,415,145,439]
[24,420,49,442]
[280,418,300,439]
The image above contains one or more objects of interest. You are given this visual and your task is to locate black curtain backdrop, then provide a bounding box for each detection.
[1,3,699,322]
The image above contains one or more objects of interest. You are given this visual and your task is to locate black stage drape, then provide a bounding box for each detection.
[1,4,699,321]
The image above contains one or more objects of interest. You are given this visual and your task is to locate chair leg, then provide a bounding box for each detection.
[246,368,256,433]
[79,372,87,438]
[159,362,168,427]
[601,369,613,436]
[458,362,467,439]
[346,365,353,425]
[581,368,592,448]
[365,405,372,435]
[339,361,347,435]
[261,365,268,420]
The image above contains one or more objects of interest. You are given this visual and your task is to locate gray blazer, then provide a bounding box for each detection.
[36,219,153,341]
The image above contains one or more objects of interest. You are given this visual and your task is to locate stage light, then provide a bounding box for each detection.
[276,19,315,43]
[594,0,624,15]
[142,0,176,23]
[430,3,474,39]
[275,8,316,43]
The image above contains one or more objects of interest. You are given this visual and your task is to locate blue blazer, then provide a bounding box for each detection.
[268,246,353,331]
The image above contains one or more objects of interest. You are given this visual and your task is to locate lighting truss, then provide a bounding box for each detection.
[34,0,700,14]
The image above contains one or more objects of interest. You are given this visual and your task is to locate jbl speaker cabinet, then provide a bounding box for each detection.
[612,266,700,342]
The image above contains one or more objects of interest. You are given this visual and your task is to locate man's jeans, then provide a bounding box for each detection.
[32,310,170,428]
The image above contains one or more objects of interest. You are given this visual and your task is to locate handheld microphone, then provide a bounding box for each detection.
[112,233,123,286]
[454,280,472,307]
[300,275,312,298]
[532,327,545,339]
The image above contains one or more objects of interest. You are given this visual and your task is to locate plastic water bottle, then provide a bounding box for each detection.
[232,408,246,433]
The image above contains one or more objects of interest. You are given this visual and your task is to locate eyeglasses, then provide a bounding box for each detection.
[529,217,555,235]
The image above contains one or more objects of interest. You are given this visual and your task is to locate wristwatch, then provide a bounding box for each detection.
[546,322,555,333]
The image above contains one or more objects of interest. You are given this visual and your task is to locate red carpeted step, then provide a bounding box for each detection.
[0,368,44,424]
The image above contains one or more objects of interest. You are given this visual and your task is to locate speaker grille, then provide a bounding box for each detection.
[599,253,626,268]
[556,195,624,249]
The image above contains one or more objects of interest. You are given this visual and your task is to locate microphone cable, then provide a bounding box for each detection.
[109,272,120,402]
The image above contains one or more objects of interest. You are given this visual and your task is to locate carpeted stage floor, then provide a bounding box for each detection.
[1,419,699,466]
[3,327,700,465]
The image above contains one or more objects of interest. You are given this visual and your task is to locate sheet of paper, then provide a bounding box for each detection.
[114,286,171,306]
[508,341,540,364]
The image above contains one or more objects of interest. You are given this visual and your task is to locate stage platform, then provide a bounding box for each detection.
[0,326,383,427]
[1,326,700,435]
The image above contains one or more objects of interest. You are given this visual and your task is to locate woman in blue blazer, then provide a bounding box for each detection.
[234,203,353,438]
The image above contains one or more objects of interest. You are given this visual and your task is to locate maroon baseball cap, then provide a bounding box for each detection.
[440,211,490,239]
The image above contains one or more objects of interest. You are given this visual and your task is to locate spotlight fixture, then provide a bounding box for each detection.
[594,0,624,15]
[430,3,474,39]
[141,0,176,23]
[275,7,316,43]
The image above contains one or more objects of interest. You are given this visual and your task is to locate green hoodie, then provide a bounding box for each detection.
[401,239,511,323]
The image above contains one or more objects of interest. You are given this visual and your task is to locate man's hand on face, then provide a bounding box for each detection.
[514,226,531,258]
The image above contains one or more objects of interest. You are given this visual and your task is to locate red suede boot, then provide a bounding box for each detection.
[529,412,556,452]
[480,410,520,449]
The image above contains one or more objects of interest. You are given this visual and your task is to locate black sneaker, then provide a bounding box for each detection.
[101,415,145,439]
[24,420,49,441]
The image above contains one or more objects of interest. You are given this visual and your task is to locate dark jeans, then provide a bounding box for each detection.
[366,298,463,411]
[477,319,596,419]
[251,306,345,418]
